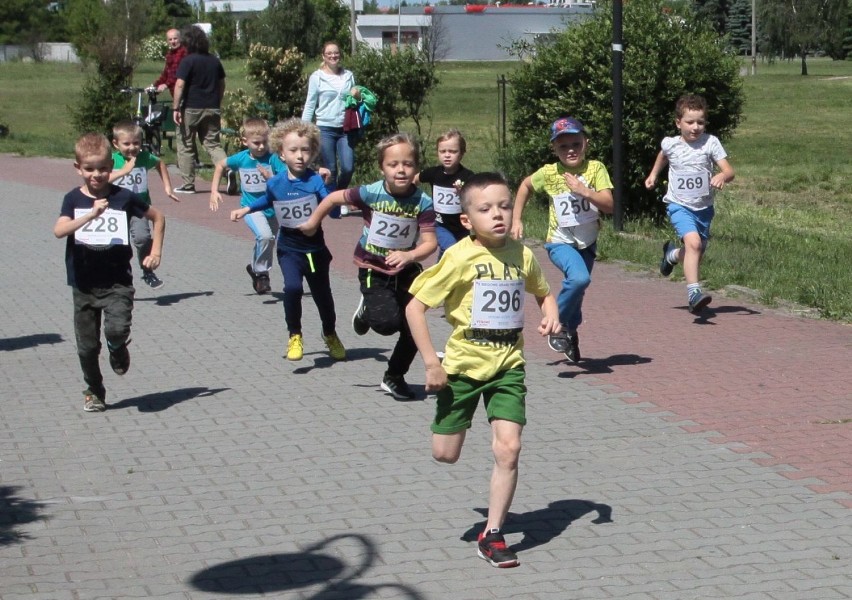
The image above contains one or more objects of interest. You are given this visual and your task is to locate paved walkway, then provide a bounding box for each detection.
[1,155,850,599]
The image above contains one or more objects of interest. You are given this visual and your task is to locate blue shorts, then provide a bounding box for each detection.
[667,203,714,242]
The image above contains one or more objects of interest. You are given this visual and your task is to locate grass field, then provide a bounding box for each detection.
[1,56,850,320]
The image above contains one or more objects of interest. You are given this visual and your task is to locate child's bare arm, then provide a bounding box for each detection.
[297,189,347,235]
[535,293,561,337]
[644,151,667,190]
[405,297,448,392]
[155,160,179,202]
[511,175,534,239]
[108,157,135,182]
[53,199,109,238]
[209,160,227,211]
[386,231,437,269]
[143,206,165,270]
[711,158,735,190]
[564,174,614,214]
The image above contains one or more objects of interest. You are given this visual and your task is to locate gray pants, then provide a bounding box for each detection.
[176,108,227,187]
[129,215,152,274]
[72,285,134,397]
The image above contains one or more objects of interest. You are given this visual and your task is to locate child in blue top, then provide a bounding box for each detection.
[645,94,735,314]
[230,118,346,363]
[109,121,178,290]
[300,133,437,400]
[210,118,276,295]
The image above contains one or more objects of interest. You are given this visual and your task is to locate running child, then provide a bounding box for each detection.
[406,172,560,568]
[230,118,346,362]
[511,116,613,363]
[644,94,735,314]
[54,132,166,412]
[299,132,437,399]
[109,120,178,290]
[210,117,276,295]
[415,129,475,258]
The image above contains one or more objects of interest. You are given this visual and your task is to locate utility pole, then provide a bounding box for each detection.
[751,0,757,75]
[611,0,624,231]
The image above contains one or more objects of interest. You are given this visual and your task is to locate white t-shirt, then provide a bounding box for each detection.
[662,133,728,211]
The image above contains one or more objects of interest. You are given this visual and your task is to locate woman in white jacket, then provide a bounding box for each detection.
[302,42,361,215]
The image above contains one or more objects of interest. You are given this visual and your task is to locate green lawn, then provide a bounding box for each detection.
[1,56,850,320]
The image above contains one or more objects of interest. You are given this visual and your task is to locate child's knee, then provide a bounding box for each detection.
[433,449,460,464]
[492,437,522,468]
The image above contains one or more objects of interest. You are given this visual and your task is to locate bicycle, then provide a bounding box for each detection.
[120,86,166,156]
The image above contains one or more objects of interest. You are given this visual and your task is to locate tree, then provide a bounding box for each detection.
[692,0,731,33]
[0,0,68,55]
[759,0,848,74]
[243,0,349,57]
[498,0,744,220]
[208,6,247,59]
[727,0,752,54]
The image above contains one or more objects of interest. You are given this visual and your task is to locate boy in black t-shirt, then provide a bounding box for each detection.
[54,133,166,412]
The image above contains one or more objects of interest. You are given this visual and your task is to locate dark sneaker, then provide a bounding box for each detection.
[565,331,580,363]
[381,373,415,400]
[142,271,164,290]
[352,296,370,336]
[174,183,196,194]
[688,291,712,314]
[477,529,519,568]
[660,241,675,277]
[82,389,106,412]
[108,340,131,376]
[226,169,239,195]
[547,332,570,354]
[245,264,258,291]
[255,273,271,294]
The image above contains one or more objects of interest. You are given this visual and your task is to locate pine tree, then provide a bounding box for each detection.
[727,0,751,55]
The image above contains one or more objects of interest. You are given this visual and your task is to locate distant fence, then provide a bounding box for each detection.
[0,43,79,63]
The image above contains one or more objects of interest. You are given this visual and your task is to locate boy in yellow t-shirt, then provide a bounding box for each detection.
[406,172,560,568]
[512,116,614,363]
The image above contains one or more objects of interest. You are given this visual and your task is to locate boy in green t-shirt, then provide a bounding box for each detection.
[406,172,560,568]
[110,121,179,289]
[512,116,614,363]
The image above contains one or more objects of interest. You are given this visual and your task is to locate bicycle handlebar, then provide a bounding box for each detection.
[120,86,159,95]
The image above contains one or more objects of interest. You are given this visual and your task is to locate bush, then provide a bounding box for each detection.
[497,0,744,220]
[71,63,134,136]
[347,44,439,182]
[139,34,168,61]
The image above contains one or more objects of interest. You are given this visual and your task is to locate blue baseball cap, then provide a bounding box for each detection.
[550,117,587,141]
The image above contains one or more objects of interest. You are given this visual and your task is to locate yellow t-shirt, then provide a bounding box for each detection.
[530,159,613,249]
[409,236,550,381]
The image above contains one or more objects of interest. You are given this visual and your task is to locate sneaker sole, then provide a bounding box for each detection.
[689,295,713,314]
[477,549,520,568]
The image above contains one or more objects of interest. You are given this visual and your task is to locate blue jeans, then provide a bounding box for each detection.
[436,224,466,260]
[319,126,356,191]
[544,242,596,332]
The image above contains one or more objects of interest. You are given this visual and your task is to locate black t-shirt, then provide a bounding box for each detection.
[418,164,475,239]
[60,185,149,289]
[176,53,226,110]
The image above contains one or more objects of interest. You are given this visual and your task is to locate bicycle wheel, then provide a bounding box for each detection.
[146,129,162,156]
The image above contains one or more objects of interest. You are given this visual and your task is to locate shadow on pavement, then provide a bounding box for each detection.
[108,386,229,412]
[135,291,214,306]
[556,353,652,377]
[0,333,63,351]
[292,347,389,375]
[690,303,762,325]
[188,533,425,598]
[461,499,613,553]
[0,486,47,546]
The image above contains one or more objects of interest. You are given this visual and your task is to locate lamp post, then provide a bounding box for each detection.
[751,0,757,75]
[611,0,623,231]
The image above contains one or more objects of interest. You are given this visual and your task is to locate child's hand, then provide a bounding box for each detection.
[424,362,448,392]
[318,167,332,184]
[350,87,361,100]
[538,316,561,337]
[210,191,222,212]
[710,173,728,190]
[385,250,412,269]
[510,221,524,240]
[297,222,318,236]
[230,207,249,222]
[257,165,272,180]
[564,173,590,197]
[166,188,180,203]
[142,253,161,270]
[91,198,109,217]
[644,174,657,190]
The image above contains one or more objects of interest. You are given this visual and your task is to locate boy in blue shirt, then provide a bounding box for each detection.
[54,133,166,412]
[210,118,276,294]
[230,118,346,362]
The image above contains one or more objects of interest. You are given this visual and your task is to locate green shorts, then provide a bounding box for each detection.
[431,368,526,435]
